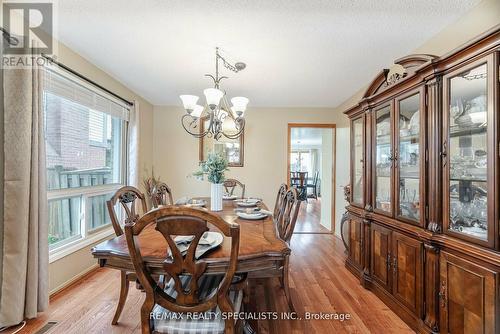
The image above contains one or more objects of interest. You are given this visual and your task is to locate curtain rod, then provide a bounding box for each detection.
[42,54,134,107]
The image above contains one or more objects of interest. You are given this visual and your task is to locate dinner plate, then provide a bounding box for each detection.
[223,195,238,200]
[235,198,260,207]
[171,232,224,259]
[186,199,206,207]
[236,211,268,220]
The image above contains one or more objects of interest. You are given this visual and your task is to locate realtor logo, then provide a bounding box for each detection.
[2,2,53,55]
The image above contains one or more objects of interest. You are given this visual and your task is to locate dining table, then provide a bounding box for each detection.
[92,197,290,278]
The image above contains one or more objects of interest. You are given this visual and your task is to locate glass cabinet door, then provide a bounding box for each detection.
[374,105,393,214]
[351,117,364,205]
[396,93,422,223]
[444,59,493,246]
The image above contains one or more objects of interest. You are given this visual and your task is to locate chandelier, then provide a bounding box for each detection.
[179,47,249,140]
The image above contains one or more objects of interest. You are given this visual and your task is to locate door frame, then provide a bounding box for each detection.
[287,123,337,234]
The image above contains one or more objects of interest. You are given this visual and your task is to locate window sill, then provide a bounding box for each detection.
[49,227,116,264]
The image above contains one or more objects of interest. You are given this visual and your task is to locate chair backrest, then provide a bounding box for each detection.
[276,188,301,244]
[151,182,174,208]
[223,178,246,198]
[297,172,308,187]
[125,206,240,333]
[290,171,299,185]
[313,170,320,185]
[107,186,148,236]
[273,183,288,220]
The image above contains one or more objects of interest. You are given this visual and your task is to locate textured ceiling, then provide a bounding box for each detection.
[54,0,480,107]
[291,127,325,148]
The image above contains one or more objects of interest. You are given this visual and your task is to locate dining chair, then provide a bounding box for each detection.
[292,171,308,201]
[223,178,246,198]
[290,171,299,186]
[273,183,288,220]
[306,171,320,199]
[107,186,148,325]
[274,188,301,311]
[151,182,174,208]
[125,206,245,334]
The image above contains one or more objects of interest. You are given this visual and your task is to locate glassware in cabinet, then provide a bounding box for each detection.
[444,61,492,244]
[397,93,421,222]
[374,105,392,214]
[352,117,364,205]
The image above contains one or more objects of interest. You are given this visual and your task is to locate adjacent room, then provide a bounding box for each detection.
[0,1,499,333]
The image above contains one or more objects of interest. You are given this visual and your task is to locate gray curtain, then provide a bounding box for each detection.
[0,47,48,327]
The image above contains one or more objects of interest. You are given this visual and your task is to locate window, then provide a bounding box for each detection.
[43,67,129,252]
[291,150,313,174]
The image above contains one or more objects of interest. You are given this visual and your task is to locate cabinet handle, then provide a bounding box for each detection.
[394,149,399,167]
[393,257,397,274]
[438,281,447,308]
[388,150,394,162]
[387,254,391,270]
[440,140,448,167]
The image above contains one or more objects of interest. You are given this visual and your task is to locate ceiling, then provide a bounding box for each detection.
[291,127,326,148]
[54,0,480,107]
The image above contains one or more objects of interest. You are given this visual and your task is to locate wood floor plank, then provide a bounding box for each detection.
[19,233,414,334]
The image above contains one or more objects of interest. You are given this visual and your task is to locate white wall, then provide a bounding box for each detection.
[320,128,334,231]
[334,127,350,236]
[153,106,350,232]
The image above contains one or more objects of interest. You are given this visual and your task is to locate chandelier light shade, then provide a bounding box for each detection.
[191,105,204,118]
[203,88,224,108]
[231,96,249,117]
[179,95,199,113]
[180,47,248,140]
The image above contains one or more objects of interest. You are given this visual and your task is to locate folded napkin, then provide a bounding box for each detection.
[234,208,272,216]
[174,197,189,205]
[170,232,223,259]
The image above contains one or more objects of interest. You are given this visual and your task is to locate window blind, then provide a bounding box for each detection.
[43,68,130,121]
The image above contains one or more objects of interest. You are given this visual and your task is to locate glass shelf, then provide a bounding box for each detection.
[375,106,392,213]
[352,118,364,205]
[446,62,488,241]
[397,93,421,221]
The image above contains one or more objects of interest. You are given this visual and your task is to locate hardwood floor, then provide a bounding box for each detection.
[294,197,330,233]
[18,234,413,334]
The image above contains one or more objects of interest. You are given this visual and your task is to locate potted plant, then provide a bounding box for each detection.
[193,152,228,211]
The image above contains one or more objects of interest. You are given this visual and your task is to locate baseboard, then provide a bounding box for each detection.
[49,264,100,297]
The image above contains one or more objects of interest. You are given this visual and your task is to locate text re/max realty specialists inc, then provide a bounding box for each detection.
[150,311,351,321]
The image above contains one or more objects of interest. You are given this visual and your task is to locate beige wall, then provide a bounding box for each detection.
[336,0,500,112]
[48,42,154,293]
[153,106,350,236]
[47,0,500,294]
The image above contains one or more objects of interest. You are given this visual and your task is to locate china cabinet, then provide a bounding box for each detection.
[350,115,365,207]
[343,27,500,333]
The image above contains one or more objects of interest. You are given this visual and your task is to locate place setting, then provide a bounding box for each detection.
[222,193,238,200]
[233,198,272,220]
[174,197,207,207]
[168,231,224,259]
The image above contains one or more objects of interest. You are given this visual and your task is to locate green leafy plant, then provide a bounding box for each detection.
[193,152,229,184]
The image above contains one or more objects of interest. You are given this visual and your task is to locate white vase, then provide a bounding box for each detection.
[210,183,223,211]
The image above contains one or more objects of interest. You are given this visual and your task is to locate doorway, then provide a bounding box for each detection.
[287,124,336,234]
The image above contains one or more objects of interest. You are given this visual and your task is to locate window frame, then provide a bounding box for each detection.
[44,66,130,262]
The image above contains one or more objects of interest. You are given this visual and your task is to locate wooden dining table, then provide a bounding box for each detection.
[92,197,290,277]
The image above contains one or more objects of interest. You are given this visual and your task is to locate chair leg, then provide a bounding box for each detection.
[282,256,295,313]
[112,271,130,325]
